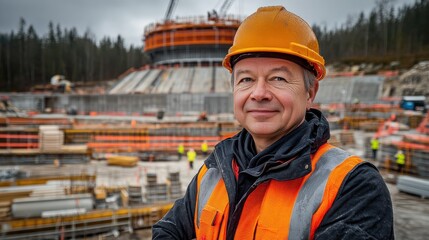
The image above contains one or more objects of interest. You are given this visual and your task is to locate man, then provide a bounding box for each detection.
[371,137,380,160]
[153,6,393,239]
[201,140,209,157]
[395,149,405,173]
[187,148,196,169]
[177,143,185,160]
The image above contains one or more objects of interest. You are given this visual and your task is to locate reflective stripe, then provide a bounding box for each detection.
[197,168,221,227]
[289,147,350,239]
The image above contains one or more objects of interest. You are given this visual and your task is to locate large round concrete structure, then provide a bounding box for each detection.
[107,14,241,95]
[144,16,240,66]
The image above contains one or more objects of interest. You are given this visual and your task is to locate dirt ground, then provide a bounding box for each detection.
[384,172,429,240]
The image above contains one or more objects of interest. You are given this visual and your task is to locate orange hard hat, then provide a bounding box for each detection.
[223,6,326,80]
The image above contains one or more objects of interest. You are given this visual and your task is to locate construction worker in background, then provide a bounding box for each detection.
[197,111,208,121]
[153,6,393,239]
[177,143,185,160]
[0,95,17,114]
[0,97,7,112]
[395,149,405,173]
[53,159,61,168]
[187,148,196,169]
[370,137,380,161]
[201,140,208,157]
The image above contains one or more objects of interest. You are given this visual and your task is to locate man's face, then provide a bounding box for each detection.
[233,57,317,147]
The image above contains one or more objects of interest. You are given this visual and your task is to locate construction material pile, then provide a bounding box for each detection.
[39,125,64,152]
[107,155,139,167]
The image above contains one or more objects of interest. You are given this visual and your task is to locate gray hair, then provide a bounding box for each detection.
[230,68,316,92]
[303,68,316,91]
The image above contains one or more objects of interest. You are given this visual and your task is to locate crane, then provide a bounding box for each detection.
[208,0,235,21]
[165,0,178,21]
[218,0,234,17]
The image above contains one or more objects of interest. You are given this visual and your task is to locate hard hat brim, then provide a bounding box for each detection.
[223,46,326,80]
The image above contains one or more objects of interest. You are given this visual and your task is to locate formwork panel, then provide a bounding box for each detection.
[109,71,138,94]
[153,69,174,93]
[215,66,232,93]
[134,69,162,93]
[191,67,212,93]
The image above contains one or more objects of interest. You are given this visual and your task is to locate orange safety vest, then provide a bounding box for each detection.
[194,143,363,240]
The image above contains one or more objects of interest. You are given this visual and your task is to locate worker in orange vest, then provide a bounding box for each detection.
[153,6,393,239]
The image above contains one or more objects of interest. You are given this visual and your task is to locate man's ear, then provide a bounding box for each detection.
[306,81,319,106]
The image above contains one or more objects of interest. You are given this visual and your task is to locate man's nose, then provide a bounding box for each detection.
[250,80,272,101]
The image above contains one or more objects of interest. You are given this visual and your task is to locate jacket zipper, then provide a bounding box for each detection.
[214,149,271,240]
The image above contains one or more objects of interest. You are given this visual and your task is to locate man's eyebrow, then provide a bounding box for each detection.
[269,66,293,76]
[235,69,252,76]
[235,65,294,77]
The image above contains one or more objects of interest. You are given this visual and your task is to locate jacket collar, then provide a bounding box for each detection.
[207,108,330,182]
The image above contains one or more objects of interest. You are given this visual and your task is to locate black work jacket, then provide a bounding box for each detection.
[152,109,394,239]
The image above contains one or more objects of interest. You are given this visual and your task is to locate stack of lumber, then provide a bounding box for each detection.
[339,130,355,146]
[145,173,168,203]
[0,201,11,218]
[327,134,341,147]
[168,172,182,199]
[121,189,129,207]
[359,119,384,132]
[128,185,142,206]
[106,155,139,167]
[30,187,65,197]
[94,187,107,200]
[329,130,355,146]
[39,125,64,152]
[60,144,88,153]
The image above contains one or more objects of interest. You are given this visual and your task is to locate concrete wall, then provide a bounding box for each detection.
[3,75,385,116]
[5,93,233,115]
[315,75,384,104]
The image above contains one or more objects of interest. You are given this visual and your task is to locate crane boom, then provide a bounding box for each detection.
[219,0,234,17]
[165,0,178,21]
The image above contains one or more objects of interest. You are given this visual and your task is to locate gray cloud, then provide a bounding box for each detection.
[0,0,415,47]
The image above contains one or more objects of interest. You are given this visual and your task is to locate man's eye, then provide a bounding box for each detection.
[272,76,287,82]
[237,77,253,84]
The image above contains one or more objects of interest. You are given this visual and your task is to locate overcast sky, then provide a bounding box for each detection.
[0,0,416,47]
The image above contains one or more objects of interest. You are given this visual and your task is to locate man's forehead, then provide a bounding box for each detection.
[234,58,301,75]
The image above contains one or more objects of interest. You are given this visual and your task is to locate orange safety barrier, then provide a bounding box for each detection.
[144,17,240,52]
[87,135,220,151]
[374,120,399,138]
[0,142,39,148]
[88,141,217,148]
[5,117,71,125]
[403,134,429,145]
[391,141,429,151]
[0,134,39,139]
[93,135,221,142]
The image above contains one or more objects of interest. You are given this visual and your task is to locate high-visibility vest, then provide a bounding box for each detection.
[194,144,363,240]
[178,144,185,154]
[201,142,208,152]
[396,152,405,165]
[188,150,196,162]
[371,139,379,150]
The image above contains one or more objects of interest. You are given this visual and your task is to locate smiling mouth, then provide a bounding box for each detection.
[247,109,277,117]
[248,109,277,113]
